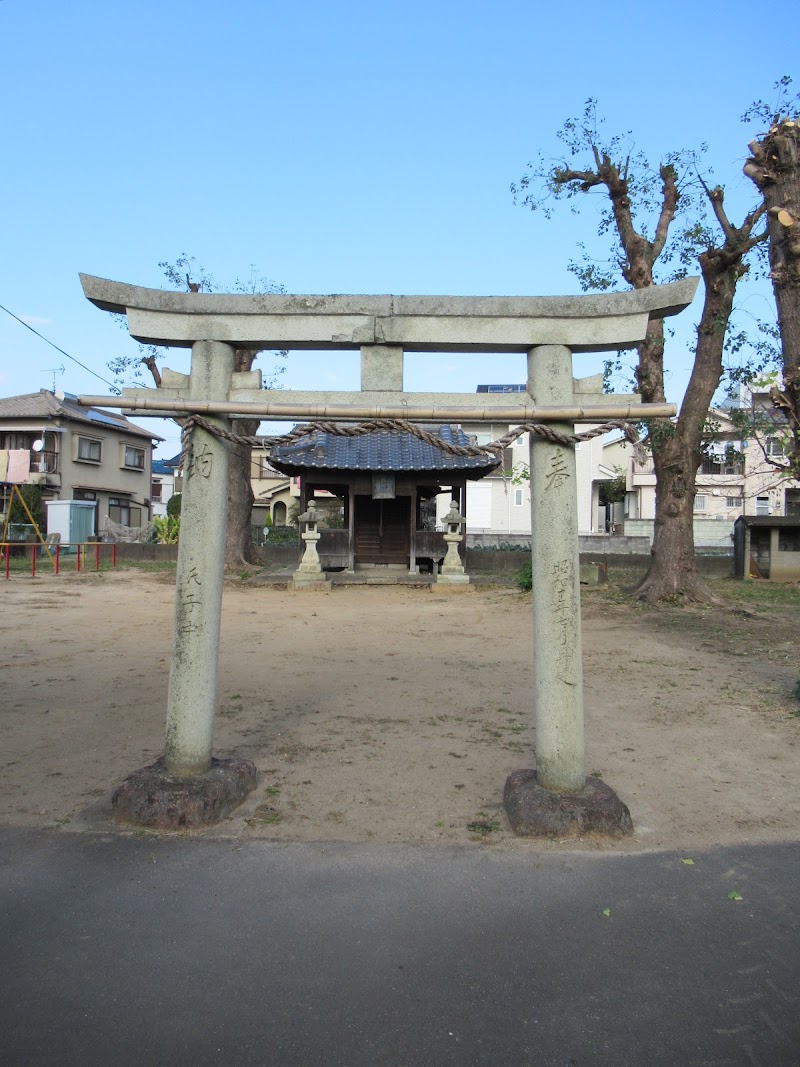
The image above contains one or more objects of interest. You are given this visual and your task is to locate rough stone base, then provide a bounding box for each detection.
[292,577,331,591]
[436,572,470,584]
[112,756,257,830]
[504,769,633,839]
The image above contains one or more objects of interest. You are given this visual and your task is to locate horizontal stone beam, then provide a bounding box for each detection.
[78,393,676,424]
[80,274,699,354]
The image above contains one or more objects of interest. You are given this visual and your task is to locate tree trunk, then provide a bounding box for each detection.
[745,122,800,474]
[636,435,707,600]
[635,252,743,603]
[219,349,261,568]
[224,416,258,568]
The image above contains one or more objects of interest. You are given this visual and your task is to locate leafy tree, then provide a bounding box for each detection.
[598,469,627,506]
[108,255,287,567]
[512,101,767,603]
[9,483,45,531]
[152,515,180,544]
[743,76,800,476]
[166,492,182,518]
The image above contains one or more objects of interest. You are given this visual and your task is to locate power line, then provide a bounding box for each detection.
[0,301,116,390]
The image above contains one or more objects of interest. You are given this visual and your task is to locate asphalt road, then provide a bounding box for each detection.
[1,829,798,1066]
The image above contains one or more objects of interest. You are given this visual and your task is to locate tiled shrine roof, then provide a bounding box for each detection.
[269,424,500,477]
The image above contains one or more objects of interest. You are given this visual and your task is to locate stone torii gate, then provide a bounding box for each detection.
[80,273,697,835]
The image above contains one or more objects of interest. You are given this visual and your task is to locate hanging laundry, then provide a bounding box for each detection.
[0,450,9,481]
[6,449,31,483]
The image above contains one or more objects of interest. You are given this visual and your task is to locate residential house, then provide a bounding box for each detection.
[151,455,181,518]
[619,386,800,546]
[733,380,800,518]
[0,389,161,537]
[249,446,298,529]
[440,385,622,541]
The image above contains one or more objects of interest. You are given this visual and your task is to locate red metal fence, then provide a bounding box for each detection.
[1,542,117,579]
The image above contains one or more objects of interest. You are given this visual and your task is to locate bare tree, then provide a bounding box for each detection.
[743,77,800,476]
[512,102,766,603]
[109,255,287,567]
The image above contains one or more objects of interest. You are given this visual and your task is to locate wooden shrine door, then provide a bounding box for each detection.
[354,496,410,565]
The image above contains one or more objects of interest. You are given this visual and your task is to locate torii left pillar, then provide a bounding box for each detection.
[111,340,256,829]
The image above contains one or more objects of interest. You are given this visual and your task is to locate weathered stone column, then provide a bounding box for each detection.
[164,340,235,774]
[503,344,632,838]
[527,345,585,793]
[111,340,257,828]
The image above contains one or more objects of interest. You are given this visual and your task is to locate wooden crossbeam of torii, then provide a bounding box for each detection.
[80,273,699,836]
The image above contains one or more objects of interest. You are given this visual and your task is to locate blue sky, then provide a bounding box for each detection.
[0,0,793,457]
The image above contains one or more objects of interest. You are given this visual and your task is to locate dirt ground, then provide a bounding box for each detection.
[1,566,799,851]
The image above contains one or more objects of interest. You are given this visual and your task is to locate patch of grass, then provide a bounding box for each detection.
[249,804,282,825]
[264,785,281,797]
[114,559,178,574]
[710,577,800,609]
[467,815,503,836]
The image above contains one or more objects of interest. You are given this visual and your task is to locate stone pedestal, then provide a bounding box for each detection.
[292,577,330,591]
[293,500,330,589]
[504,769,633,839]
[436,500,469,585]
[112,757,257,830]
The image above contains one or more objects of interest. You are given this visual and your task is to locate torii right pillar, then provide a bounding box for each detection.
[504,344,634,838]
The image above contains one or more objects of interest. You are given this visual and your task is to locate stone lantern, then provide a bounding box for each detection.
[437,500,469,584]
[293,500,328,589]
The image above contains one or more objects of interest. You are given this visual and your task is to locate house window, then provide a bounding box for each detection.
[2,433,34,450]
[756,496,770,516]
[693,495,707,512]
[778,530,800,552]
[766,437,785,457]
[108,497,142,528]
[624,491,639,519]
[151,481,163,502]
[513,487,524,507]
[76,436,102,463]
[123,445,145,470]
[726,496,743,508]
[515,434,527,448]
[73,490,96,501]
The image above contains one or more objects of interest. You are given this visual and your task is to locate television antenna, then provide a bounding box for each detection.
[41,364,65,392]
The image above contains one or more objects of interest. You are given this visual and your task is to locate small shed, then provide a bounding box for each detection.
[733,515,800,581]
[269,425,500,573]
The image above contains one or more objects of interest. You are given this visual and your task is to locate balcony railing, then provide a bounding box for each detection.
[631,459,655,475]
[23,449,60,477]
[632,457,744,477]
[699,458,743,476]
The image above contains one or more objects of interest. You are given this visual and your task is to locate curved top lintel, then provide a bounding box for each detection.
[80,273,699,323]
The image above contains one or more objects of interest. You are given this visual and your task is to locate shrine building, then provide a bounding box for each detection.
[268,423,500,573]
